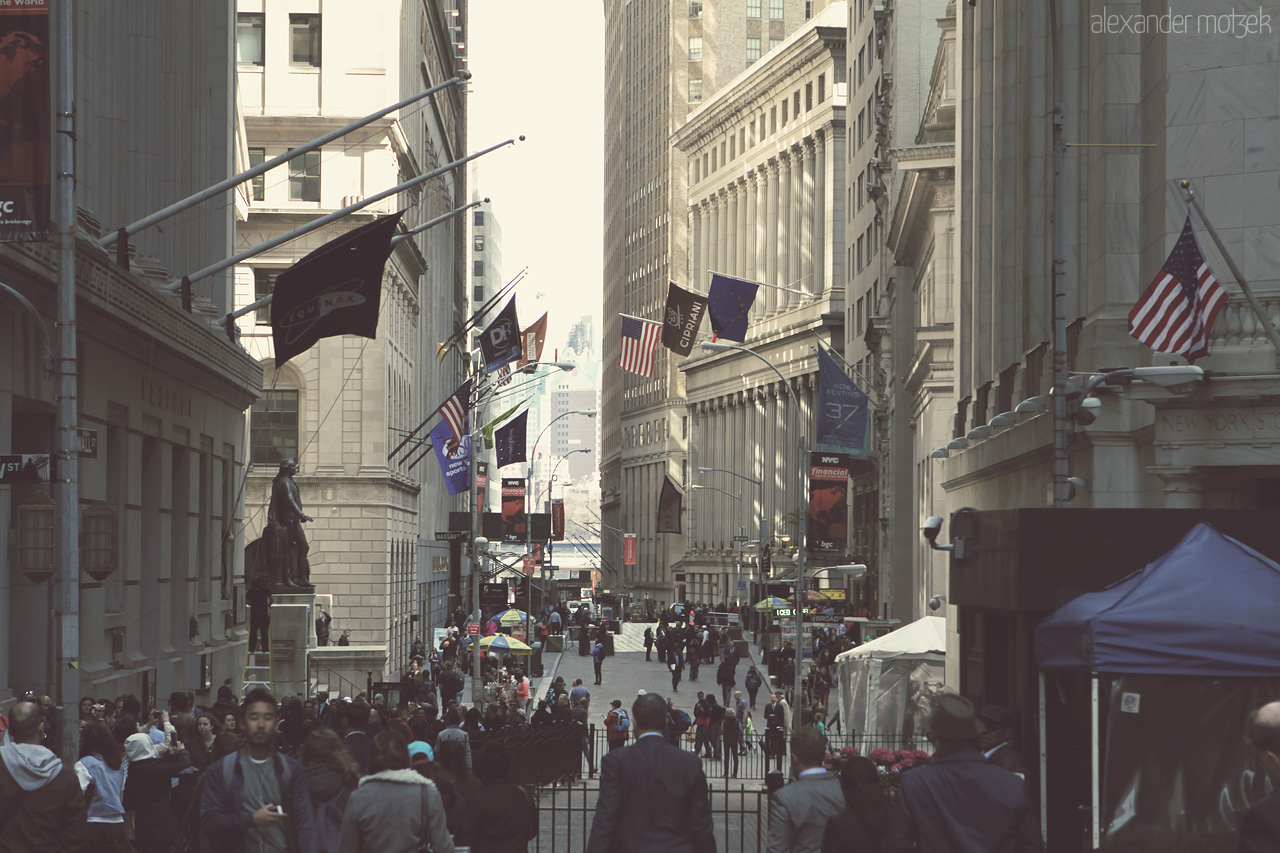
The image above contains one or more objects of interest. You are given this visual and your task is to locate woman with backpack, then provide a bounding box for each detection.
[76,721,130,852]
[604,700,629,752]
[300,728,359,853]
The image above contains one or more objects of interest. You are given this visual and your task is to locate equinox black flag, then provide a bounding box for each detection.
[270,212,404,366]
[495,410,528,469]
[662,281,708,356]
[656,473,684,534]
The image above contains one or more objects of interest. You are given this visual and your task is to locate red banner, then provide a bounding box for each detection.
[551,498,565,541]
[523,542,543,575]
[623,533,637,566]
[0,1,50,242]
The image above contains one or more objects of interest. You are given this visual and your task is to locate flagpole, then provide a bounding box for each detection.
[707,269,812,297]
[808,333,880,404]
[167,136,524,294]
[1179,180,1280,361]
[390,198,487,246]
[438,267,529,361]
[101,74,471,253]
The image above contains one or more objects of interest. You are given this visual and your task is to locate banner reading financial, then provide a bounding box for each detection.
[807,452,849,554]
[500,477,527,541]
[0,1,49,242]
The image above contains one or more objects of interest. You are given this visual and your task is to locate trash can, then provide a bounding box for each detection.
[530,641,544,677]
[578,628,591,656]
[603,632,615,657]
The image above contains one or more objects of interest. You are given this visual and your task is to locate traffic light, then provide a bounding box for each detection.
[761,544,772,576]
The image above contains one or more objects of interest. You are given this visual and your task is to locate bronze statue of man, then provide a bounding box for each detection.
[267,457,313,588]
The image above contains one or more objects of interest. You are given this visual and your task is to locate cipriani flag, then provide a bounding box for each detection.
[1128,215,1227,361]
[619,314,662,377]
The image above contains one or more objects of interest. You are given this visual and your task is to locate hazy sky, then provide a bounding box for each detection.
[466,2,605,356]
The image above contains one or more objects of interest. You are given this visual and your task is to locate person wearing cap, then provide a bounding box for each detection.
[977,705,1026,779]
[884,693,1042,853]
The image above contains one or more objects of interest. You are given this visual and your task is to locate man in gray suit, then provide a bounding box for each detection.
[767,727,845,853]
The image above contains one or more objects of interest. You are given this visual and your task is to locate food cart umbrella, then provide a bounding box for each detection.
[753,596,792,612]
[492,608,530,627]
[480,634,532,654]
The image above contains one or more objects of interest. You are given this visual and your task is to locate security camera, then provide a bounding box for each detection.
[928,595,946,612]
[1075,396,1101,426]
[921,516,944,543]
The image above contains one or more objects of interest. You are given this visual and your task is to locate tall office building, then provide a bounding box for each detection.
[601,0,814,606]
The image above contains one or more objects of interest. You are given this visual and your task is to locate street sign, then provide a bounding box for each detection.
[77,428,98,458]
[733,535,750,542]
[434,531,467,542]
[0,454,49,484]
[737,580,748,592]
[467,623,480,636]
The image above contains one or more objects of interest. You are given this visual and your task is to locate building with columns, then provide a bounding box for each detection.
[602,0,815,609]
[674,3,848,605]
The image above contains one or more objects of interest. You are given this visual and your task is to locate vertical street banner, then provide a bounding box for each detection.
[517,312,548,368]
[807,452,849,555]
[661,281,708,356]
[815,340,870,459]
[500,477,527,541]
[0,1,49,242]
[477,461,489,511]
[624,533,638,566]
[656,474,684,534]
[551,498,565,541]
[430,419,471,496]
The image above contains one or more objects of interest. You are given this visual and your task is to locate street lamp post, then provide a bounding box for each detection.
[525,410,596,643]
[701,341,807,717]
[526,446,592,641]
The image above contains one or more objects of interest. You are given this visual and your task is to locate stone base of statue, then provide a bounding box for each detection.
[267,592,317,701]
[245,534,316,594]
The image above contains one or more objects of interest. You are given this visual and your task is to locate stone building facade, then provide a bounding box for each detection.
[233,0,468,682]
[602,0,813,608]
[1,2,258,711]
[674,5,848,604]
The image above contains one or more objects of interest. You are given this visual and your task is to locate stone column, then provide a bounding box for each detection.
[727,185,739,276]
[765,163,779,314]
[790,144,804,309]
[708,199,720,280]
[813,132,826,297]
[777,152,791,310]
[801,138,816,304]
[691,203,703,288]
[744,175,758,283]
[717,191,730,275]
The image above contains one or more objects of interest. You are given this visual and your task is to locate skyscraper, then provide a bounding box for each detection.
[602,0,814,605]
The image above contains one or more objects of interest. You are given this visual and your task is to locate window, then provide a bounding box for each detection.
[690,0,703,16]
[711,147,716,171]
[858,109,865,147]
[474,234,485,253]
[474,210,485,226]
[747,0,761,17]
[740,129,746,155]
[805,0,813,18]
[288,151,320,201]
[729,135,735,160]
[253,269,276,324]
[770,0,784,19]
[248,147,265,201]
[794,91,801,117]
[856,297,864,334]
[474,259,484,277]
[290,14,321,67]
[782,99,788,125]
[859,47,866,87]
[703,153,709,174]
[806,82,813,111]
[747,37,761,62]
[770,37,782,50]
[770,106,777,134]
[250,391,299,466]
[689,79,703,102]
[818,74,826,104]
[474,285,484,301]
[236,13,264,65]
[689,37,703,61]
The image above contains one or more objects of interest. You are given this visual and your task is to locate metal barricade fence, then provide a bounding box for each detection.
[530,779,771,853]
[586,726,932,781]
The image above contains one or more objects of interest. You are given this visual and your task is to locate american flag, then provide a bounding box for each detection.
[495,363,513,387]
[1128,216,1228,360]
[440,379,472,452]
[619,314,662,377]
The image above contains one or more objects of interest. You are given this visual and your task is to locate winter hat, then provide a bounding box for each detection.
[928,693,982,743]
[125,733,159,762]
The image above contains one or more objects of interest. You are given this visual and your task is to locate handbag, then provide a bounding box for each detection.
[419,784,432,852]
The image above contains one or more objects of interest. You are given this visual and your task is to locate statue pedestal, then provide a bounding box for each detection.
[269,593,317,701]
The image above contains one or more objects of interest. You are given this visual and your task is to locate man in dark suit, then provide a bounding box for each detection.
[978,705,1026,778]
[586,692,715,853]
[767,726,845,853]
[884,693,1042,852]
[1240,700,1280,852]
[331,701,372,775]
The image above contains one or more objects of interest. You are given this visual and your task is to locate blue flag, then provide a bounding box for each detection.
[816,342,869,459]
[431,417,472,495]
[707,273,759,342]
[495,410,528,469]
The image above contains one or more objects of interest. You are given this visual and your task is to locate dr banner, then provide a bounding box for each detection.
[0,0,50,242]
[807,452,849,555]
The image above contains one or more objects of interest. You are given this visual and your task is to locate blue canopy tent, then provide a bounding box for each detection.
[1035,523,1280,850]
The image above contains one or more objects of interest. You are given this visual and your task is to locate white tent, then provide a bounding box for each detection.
[835,615,946,743]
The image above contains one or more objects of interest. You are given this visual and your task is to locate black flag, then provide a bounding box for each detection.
[495,410,528,469]
[480,296,522,373]
[661,281,708,356]
[656,473,684,534]
[270,213,404,365]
